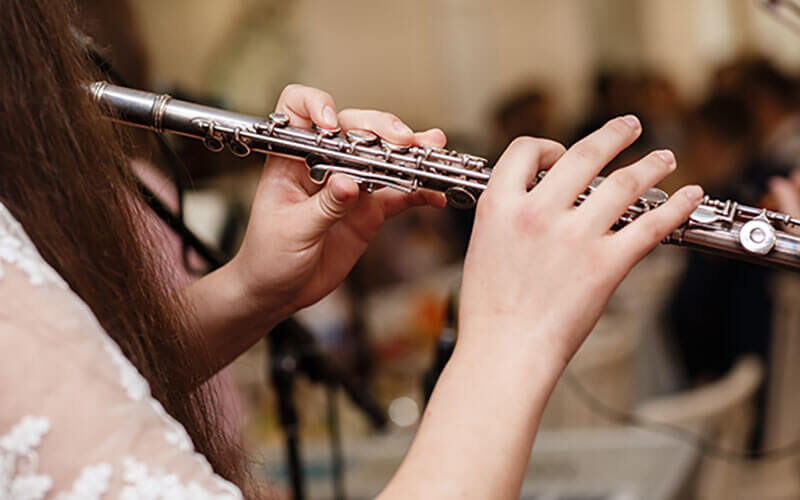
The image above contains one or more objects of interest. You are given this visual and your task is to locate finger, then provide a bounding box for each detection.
[613,185,704,262]
[338,108,415,145]
[770,177,800,217]
[374,189,448,219]
[298,174,360,240]
[538,115,642,206]
[487,137,566,194]
[275,84,338,129]
[791,169,800,187]
[579,149,677,231]
[414,128,447,148]
[262,155,319,196]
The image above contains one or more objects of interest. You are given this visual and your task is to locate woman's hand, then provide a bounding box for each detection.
[233,84,447,317]
[186,84,447,376]
[381,116,703,499]
[770,170,800,236]
[459,116,703,365]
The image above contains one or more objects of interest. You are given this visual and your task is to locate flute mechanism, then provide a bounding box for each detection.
[89,81,800,272]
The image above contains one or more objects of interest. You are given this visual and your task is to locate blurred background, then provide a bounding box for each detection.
[78,0,800,498]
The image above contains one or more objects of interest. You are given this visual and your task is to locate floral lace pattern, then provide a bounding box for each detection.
[55,463,113,500]
[120,457,239,500]
[0,416,53,500]
[0,204,67,289]
[0,202,244,499]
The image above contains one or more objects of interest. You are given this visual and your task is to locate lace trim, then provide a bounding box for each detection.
[54,463,113,500]
[0,203,243,498]
[0,204,67,289]
[0,416,53,500]
[0,417,239,500]
[120,457,241,500]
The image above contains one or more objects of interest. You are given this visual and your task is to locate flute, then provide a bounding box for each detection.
[90,81,800,272]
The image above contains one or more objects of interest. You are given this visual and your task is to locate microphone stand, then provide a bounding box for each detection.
[422,291,458,406]
[268,318,388,500]
[79,31,388,498]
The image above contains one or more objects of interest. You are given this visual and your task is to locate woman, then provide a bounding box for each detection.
[0,0,703,498]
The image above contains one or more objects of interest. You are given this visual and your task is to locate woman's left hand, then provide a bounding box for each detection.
[229,84,447,323]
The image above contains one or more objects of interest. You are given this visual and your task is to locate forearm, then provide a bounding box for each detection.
[180,258,287,381]
[380,332,566,500]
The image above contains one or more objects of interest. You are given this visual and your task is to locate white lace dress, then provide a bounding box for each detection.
[0,203,244,499]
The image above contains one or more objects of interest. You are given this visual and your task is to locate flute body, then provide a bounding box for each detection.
[90,81,800,272]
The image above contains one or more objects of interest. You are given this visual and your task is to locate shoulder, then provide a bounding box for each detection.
[0,201,244,499]
[0,202,68,290]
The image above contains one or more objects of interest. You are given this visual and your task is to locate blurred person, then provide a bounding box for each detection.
[491,88,555,159]
[662,94,754,196]
[0,1,703,498]
[737,58,800,174]
[573,71,649,174]
[771,170,800,224]
[636,72,685,157]
[666,93,776,447]
[572,70,637,142]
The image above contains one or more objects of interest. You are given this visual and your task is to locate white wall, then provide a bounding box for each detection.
[130,0,800,139]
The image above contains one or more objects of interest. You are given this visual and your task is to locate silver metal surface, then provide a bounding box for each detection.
[90,82,800,272]
[739,215,777,256]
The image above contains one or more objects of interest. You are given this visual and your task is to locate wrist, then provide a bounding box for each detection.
[452,323,569,391]
[213,256,293,332]
[458,313,575,372]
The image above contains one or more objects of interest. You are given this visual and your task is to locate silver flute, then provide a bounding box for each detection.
[90,81,800,272]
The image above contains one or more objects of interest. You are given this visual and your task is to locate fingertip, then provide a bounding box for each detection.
[681,184,704,204]
[426,191,447,208]
[392,118,414,136]
[379,117,415,146]
[415,128,447,148]
[329,174,360,204]
[620,114,641,132]
[769,176,786,191]
[322,105,338,128]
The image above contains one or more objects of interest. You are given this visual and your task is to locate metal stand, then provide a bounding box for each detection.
[80,31,386,500]
[269,325,306,500]
[268,319,387,500]
[422,292,458,406]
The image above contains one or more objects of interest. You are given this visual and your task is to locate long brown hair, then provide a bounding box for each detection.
[0,0,246,486]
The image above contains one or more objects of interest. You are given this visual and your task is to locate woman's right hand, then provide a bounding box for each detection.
[381,116,703,500]
[459,115,704,368]
[770,170,800,236]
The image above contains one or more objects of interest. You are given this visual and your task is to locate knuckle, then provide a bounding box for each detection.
[571,141,601,162]
[607,169,641,194]
[280,83,304,98]
[563,219,588,244]
[513,202,545,233]
[508,136,541,158]
[318,191,345,220]
[338,108,364,123]
[644,218,667,245]
[605,117,633,137]
[476,190,500,214]
[544,139,567,155]
[380,111,398,122]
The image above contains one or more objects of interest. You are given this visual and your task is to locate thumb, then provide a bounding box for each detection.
[301,174,360,239]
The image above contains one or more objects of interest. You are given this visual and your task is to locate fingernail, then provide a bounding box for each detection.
[621,114,641,131]
[684,185,704,202]
[323,106,337,127]
[656,149,676,168]
[393,119,413,135]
